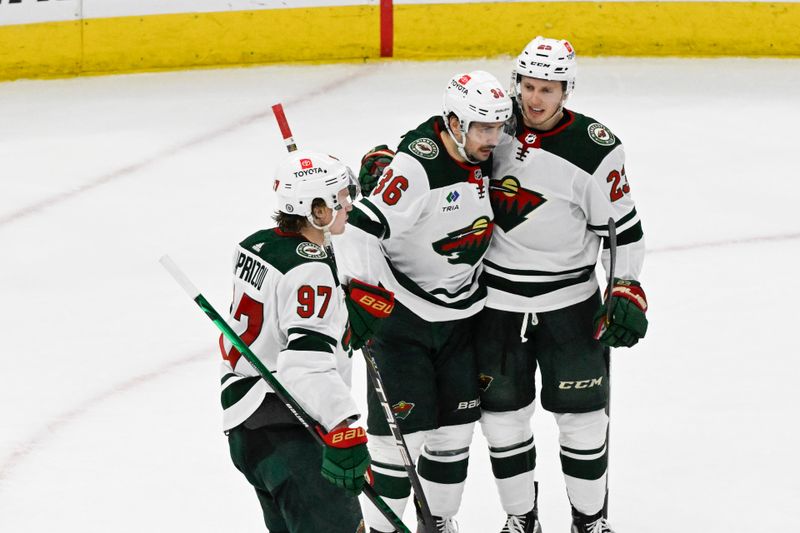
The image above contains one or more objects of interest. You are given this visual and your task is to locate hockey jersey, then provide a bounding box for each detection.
[485,104,645,312]
[219,228,359,432]
[334,116,494,322]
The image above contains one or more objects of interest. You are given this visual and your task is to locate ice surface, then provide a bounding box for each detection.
[1,57,798,532]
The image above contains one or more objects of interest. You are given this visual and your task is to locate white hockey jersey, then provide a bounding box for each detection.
[485,106,645,312]
[334,116,494,322]
[218,228,359,432]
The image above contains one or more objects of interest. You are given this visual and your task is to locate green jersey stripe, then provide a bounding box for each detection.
[221,376,261,410]
[588,207,638,232]
[287,327,337,347]
[483,269,593,297]
[360,198,392,239]
[615,221,644,247]
[286,335,334,354]
[484,260,594,277]
[348,205,386,239]
[388,259,486,310]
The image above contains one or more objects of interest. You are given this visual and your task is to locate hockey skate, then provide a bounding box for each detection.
[417,515,459,533]
[500,507,541,533]
[570,508,615,533]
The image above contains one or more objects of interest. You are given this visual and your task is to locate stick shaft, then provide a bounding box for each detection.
[160,256,409,532]
[362,344,436,532]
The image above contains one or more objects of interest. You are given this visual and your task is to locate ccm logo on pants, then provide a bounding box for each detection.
[559,377,603,390]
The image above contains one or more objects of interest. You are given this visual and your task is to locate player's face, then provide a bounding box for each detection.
[464,121,505,162]
[518,76,565,131]
[324,188,353,235]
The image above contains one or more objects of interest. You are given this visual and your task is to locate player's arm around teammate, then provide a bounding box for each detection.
[334,71,513,533]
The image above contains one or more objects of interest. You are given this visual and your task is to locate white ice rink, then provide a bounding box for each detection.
[1,57,798,532]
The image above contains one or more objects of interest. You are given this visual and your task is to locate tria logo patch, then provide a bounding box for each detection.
[300,158,313,169]
[432,217,494,265]
[446,191,460,203]
[489,176,547,232]
[392,401,415,420]
[588,123,616,146]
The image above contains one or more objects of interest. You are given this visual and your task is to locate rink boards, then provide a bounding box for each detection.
[1,0,799,80]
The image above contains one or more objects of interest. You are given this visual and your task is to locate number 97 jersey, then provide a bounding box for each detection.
[218,228,359,434]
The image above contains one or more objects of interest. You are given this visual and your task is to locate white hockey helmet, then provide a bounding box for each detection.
[273,150,358,217]
[512,36,577,98]
[442,70,513,161]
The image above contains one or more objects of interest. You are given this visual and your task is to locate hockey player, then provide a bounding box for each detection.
[334,71,513,532]
[477,37,648,533]
[219,150,395,533]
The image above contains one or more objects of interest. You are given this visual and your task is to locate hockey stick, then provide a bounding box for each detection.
[271,103,435,532]
[602,217,617,519]
[361,343,437,533]
[159,255,411,533]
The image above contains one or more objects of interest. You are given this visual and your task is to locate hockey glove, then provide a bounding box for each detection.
[345,279,394,350]
[358,145,395,195]
[593,279,649,348]
[319,426,371,495]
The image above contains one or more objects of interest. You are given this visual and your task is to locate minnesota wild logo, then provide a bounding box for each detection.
[489,176,547,232]
[479,373,494,392]
[296,242,327,259]
[392,401,415,420]
[432,216,494,265]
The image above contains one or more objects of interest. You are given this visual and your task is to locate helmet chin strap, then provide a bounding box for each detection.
[445,122,479,164]
[307,208,339,253]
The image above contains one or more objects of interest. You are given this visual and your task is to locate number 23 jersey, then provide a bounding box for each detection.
[485,107,645,312]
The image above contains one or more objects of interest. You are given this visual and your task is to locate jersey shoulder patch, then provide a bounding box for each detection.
[541,110,623,175]
[239,229,331,275]
[396,115,490,190]
[397,116,443,161]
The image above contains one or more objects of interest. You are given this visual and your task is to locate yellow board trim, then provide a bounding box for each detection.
[395,2,800,58]
[0,19,82,80]
[1,3,799,82]
[82,6,377,74]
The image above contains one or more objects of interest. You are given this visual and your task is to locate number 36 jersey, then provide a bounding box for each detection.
[218,228,359,433]
[334,115,494,322]
[485,107,645,312]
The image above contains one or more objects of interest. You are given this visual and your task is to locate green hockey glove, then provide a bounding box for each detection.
[593,279,649,348]
[345,279,394,350]
[358,145,395,195]
[319,426,371,495]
